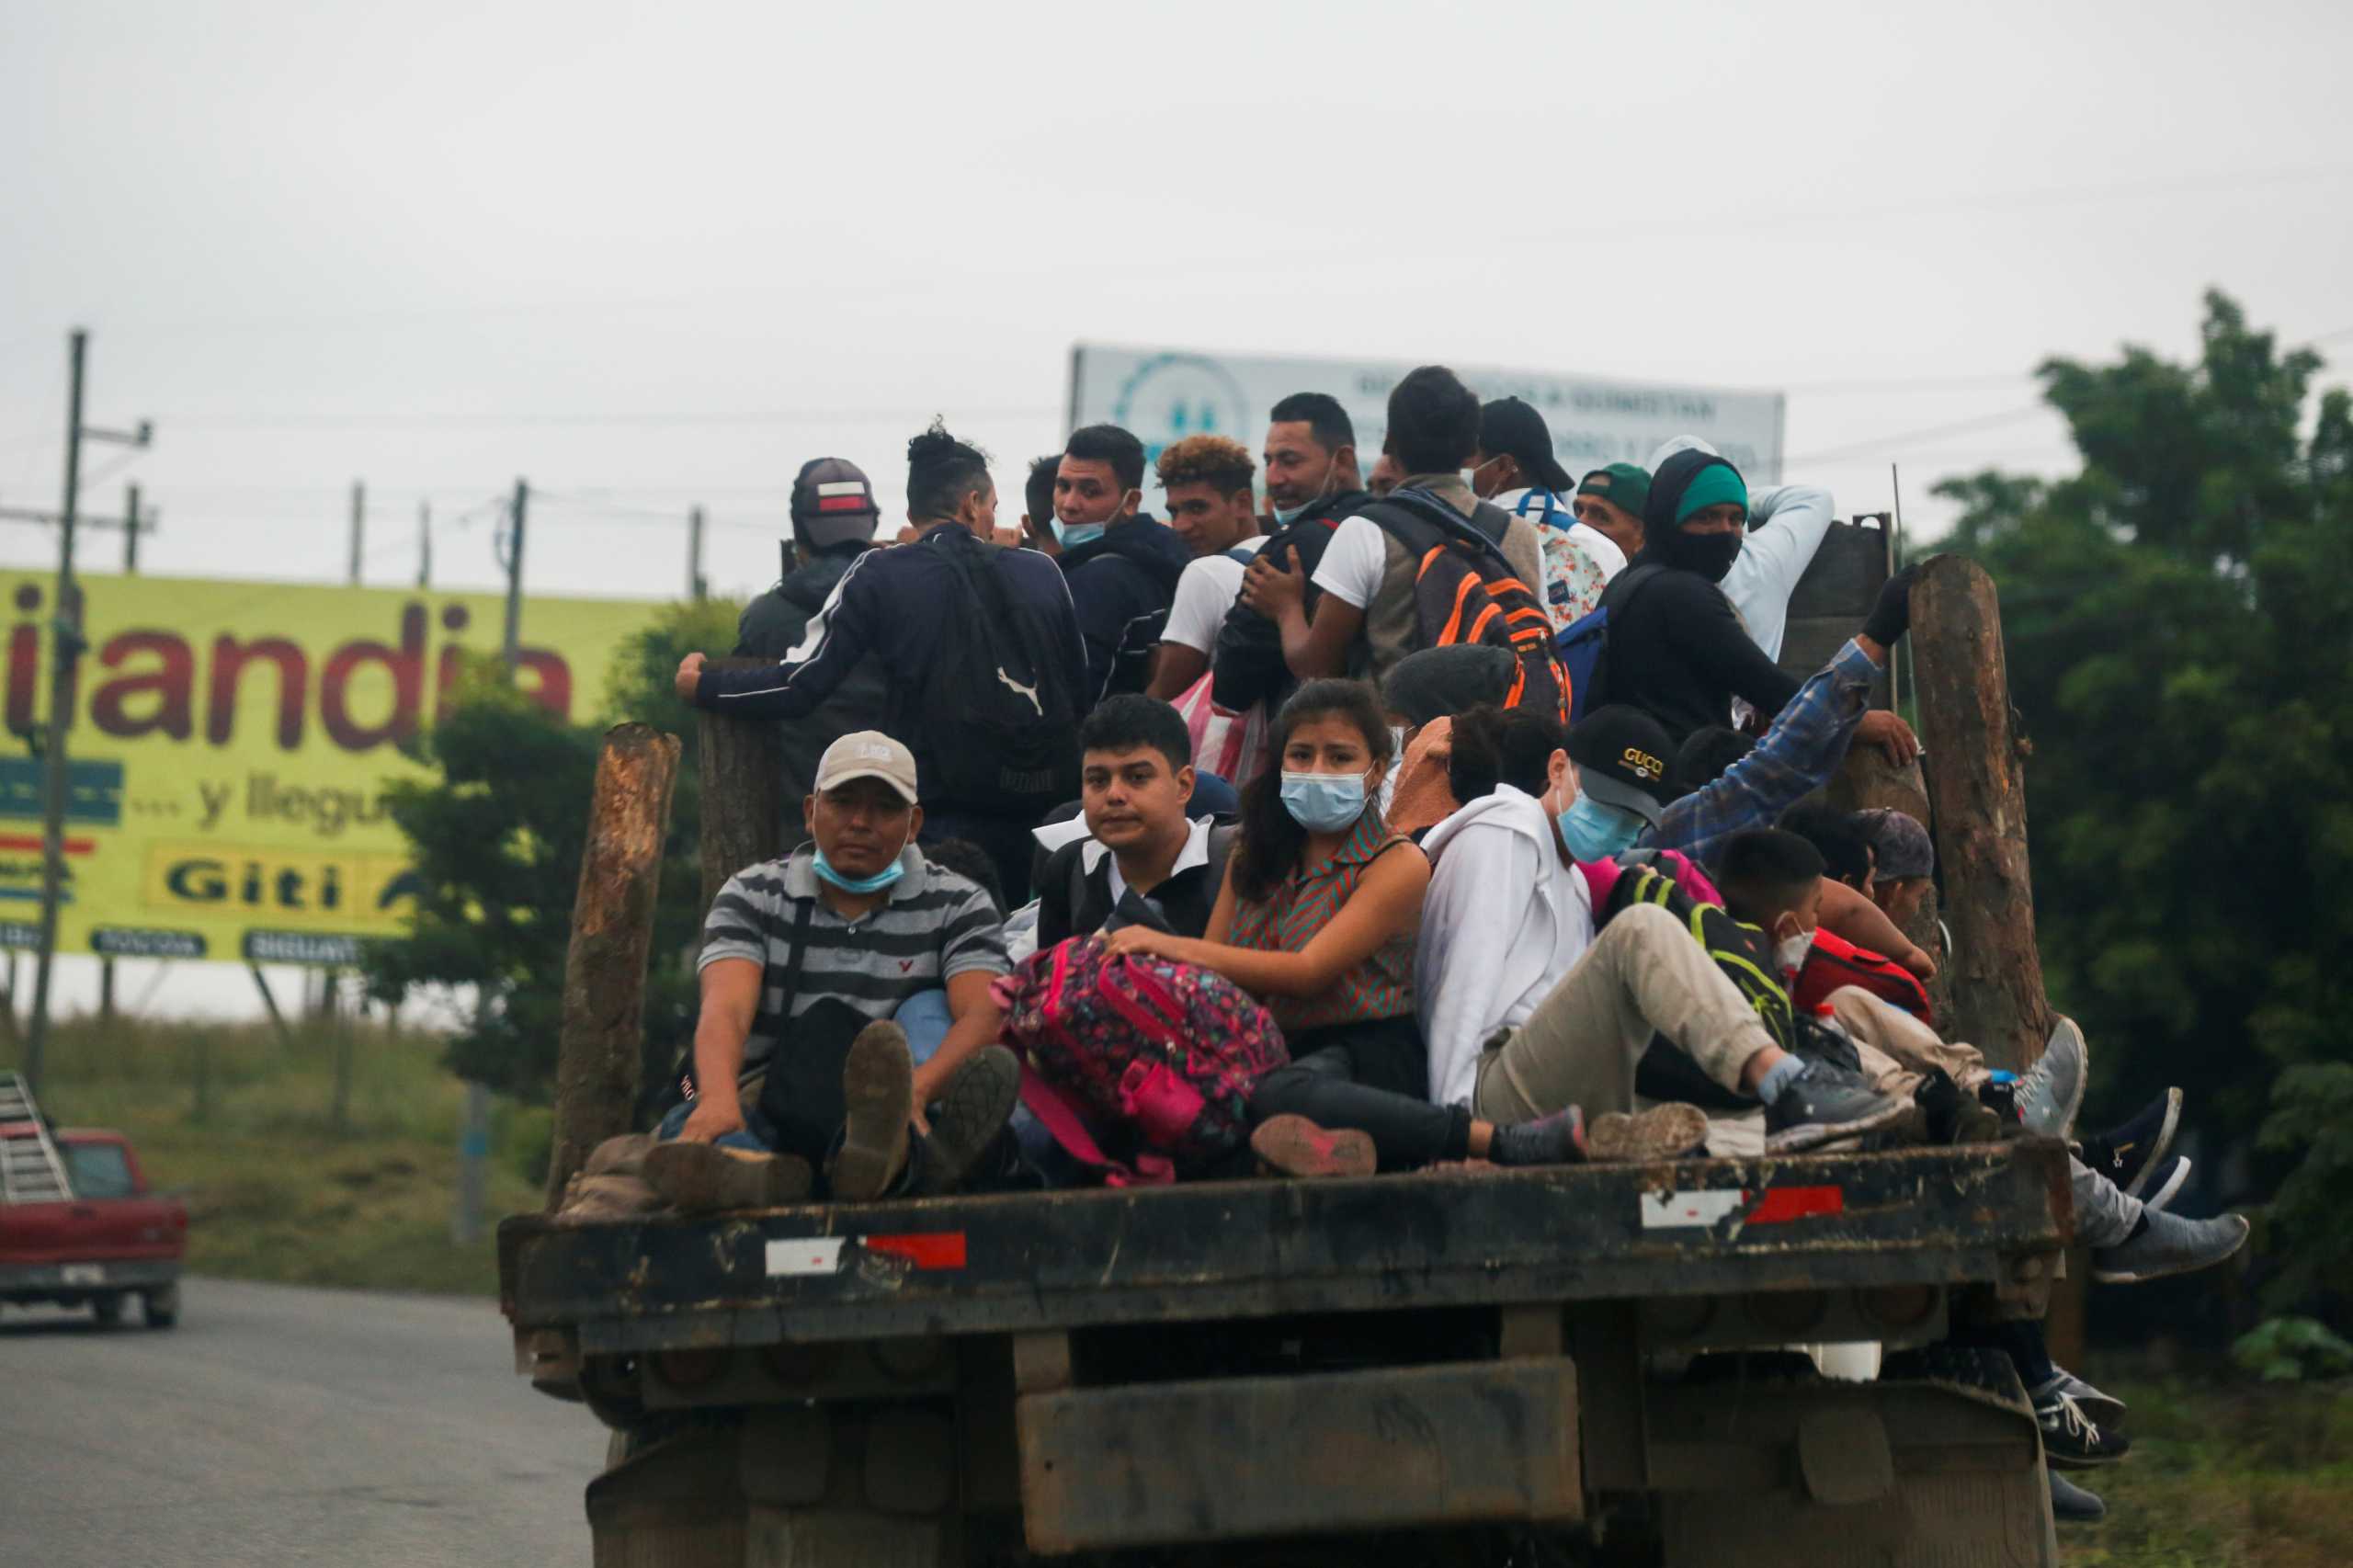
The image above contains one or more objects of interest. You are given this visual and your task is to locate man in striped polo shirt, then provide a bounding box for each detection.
[642,732,1020,1210]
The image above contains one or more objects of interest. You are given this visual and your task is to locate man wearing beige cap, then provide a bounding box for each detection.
[640,731,1021,1210]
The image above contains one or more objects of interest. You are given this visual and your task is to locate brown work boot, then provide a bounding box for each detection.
[915,1045,1022,1196]
[1586,1104,1711,1164]
[1250,1114,1377,1179]
[829,1021,915,1200]
[553,1171,666,1225]
[641,1142,814,1212]
[582,1132,657,1178]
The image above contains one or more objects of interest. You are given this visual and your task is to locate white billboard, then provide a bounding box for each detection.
[1068,345,1784,494]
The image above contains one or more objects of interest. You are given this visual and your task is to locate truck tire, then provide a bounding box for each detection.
[90,1291,125,1327]
[143,1284,180,1329]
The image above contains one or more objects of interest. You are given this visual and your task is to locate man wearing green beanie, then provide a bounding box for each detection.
[1574,463,1650,561]
[1586,449,1803,745]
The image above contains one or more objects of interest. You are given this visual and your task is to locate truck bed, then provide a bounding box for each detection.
[502,1140,2071,1356]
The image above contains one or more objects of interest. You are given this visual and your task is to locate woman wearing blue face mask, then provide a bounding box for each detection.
[1104,681,1591,1175]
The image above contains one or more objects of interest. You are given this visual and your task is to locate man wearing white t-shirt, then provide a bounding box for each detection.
[1145,434,1263,701]
[1242,365,1546,687]
[1471,395,1628,629]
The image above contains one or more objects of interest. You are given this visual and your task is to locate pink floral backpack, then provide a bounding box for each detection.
[994,936,1289,1184]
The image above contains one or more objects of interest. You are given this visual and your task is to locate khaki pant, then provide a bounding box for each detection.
[1474,903,1779,1126]
[1833,988,2141,1244]
[1830,987,1992,1098]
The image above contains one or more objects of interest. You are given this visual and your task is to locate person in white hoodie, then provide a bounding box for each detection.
[1644,435,1837,664]
[1416,704,1910,1157]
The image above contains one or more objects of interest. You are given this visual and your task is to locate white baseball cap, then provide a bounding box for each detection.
[813,731,919,804]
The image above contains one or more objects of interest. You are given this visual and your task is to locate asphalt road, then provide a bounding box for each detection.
[0,1277,601,1567]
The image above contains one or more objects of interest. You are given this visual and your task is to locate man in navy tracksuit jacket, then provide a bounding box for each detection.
[679,508,1085,903]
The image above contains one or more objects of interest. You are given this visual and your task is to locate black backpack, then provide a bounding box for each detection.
[907,540,1083,813]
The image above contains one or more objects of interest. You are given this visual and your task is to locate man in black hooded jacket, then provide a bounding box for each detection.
[733,457,891,811]
[1592,448,1802,747]
[1053,424,1194,708]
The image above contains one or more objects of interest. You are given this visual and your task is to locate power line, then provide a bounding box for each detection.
[158,403,1059,432]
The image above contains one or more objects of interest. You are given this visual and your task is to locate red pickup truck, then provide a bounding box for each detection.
[0,1124,188,1328]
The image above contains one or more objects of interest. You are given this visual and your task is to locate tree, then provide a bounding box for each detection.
[1936,291,2353,1301]
[364,598,745,1101]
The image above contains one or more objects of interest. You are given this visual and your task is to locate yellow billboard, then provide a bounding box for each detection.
[0,570,674,963]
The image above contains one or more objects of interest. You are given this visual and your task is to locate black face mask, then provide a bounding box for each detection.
[1668,527,1745,583]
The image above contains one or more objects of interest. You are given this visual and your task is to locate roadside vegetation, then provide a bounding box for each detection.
[1,1015,547,1295]
[2067,1366,2353,1567]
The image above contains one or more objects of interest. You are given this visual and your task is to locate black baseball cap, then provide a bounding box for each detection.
[1565,705,1676,824]
[1478,397,1574,494]
[790,457,881,550]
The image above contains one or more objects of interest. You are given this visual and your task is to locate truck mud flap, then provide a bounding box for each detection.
[1016,1358,1582,1553]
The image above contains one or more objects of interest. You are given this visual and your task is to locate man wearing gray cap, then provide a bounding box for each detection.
[1855,807,1936,931]
[641,730,1021,1210]
[733,458,890,810]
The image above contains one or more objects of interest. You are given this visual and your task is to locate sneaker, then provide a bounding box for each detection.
[553,1170,667,1224]
[2141,1153,2191,1212]
[830,1021,916,1200]
[2018,1015,2087,1139]
[1251,1114,1377,1179]
[1586,1104,1710,1164]
[1915,1068,2006,1145]
[2047,1466,2107,1523]
[2093,1208,2249,1285]
[1763,1061,1915,1154]
[914,1045,1020,1195]
[2032,1369,2124,1430]
[1487,1105,1587,1167]
[2076,1087,2183,1198]
[2037,1389,2130,1469]
[640,1142,813,1212]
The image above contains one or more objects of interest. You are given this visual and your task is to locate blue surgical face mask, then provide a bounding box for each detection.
[813,843,907,895]
[1555,793,1643,862]
[1052,519,1105,549]
[1270,460,1336,526]
[1280,769,1369,834]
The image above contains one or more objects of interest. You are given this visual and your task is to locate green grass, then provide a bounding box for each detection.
[2062,1366,2353,1566]
[2,1013,547,1295]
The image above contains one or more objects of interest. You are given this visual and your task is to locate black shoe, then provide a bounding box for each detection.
[2076,1088,2183,1199]
[914,1045,1021,1196]
[2032,1369,2124,1431]
[2048,1466,2107,1522]
[2037,1390,2130,1469]
[1765,1060,1917,1153]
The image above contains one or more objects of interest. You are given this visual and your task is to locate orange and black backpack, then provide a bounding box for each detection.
[1357,491,1572,723]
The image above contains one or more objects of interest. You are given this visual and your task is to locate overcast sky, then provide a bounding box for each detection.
[4,0,2350,1016]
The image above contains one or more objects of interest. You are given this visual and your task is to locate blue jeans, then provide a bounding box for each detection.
[655,1097,779,1154]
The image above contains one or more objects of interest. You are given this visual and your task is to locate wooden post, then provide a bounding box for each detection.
[543,723,682,1209]
[697,664,785,908]
[1908,556,2052,1075]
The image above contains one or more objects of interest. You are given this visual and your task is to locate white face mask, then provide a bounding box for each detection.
[1775,927,1813,975]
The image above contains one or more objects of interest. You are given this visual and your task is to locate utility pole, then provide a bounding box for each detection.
[688,506,706,600]
[500,478,528,668]
[416,499,431,589]
[348,481,365,585]
[121,483,142,574]
[457,477,528,1245]
[23,331,150,1096]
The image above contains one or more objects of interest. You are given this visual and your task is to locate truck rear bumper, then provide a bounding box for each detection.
[1019,1357,1583,1551]
[0,1258,180,1298]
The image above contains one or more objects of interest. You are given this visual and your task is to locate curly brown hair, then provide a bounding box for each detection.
[1154,433,1256,496]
